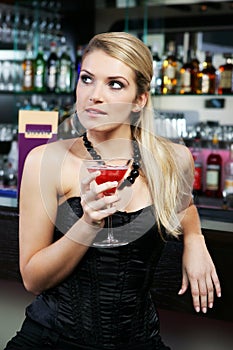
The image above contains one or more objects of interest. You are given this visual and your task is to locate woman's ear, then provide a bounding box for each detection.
[132,104,142,113]
[132,92,148,112]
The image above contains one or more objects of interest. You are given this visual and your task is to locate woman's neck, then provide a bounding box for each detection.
[86,126,133,159]
[87,123,131,141]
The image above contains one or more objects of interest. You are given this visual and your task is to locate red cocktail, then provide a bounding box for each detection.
[87,165,128,195]
[84,158,132,247]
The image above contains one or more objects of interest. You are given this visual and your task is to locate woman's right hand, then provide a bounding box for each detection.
[80,170,119,227]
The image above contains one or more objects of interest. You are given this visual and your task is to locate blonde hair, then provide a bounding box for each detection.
[82,32,192,238]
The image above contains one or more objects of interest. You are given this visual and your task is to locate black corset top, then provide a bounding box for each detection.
[26,197,165,349]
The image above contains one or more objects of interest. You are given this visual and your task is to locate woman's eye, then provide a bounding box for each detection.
[80,75,92,84]
[109,80,124,89]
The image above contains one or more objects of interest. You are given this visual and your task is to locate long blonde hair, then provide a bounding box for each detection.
[82,32,192,238]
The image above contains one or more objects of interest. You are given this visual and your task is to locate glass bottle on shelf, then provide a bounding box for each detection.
[0,160,4,187]
[14,61,23,92]
[7,137,18,174]
[191,132,203,197]
[150,48,162,95]
[57,43,73,93]
[161,41,178,95]
[46,41,58,92]
[1,60,11,91]
[205,134,222,198]
[224,143,233,206]
[34,46,46,92]
[0,61,3,91]
[175,45,183,93]
[22,43,34,91]
[188,33,200,94]
[3,161,17,188]
[190,49,200,94]
[76,45,84,81]
[179,49,193,94]
[217,53,233,95]
[197,52,216,94]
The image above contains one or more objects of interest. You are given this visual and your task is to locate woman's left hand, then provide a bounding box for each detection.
[178,234,221,313]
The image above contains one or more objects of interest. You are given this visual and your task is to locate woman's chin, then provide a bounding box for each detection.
[85,122,124,133]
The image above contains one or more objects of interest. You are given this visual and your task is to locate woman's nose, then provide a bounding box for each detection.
[89,96,103,103]
[89,84,104,103]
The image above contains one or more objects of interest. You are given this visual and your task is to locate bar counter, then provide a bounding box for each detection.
[0,198,232,322]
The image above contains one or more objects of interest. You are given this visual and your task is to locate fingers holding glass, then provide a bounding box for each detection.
[80,171,119,226]
[81,170,118,200]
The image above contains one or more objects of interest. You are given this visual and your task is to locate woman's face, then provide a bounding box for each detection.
[76,49,144,132]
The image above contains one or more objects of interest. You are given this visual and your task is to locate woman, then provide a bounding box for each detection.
[5,32,221,350]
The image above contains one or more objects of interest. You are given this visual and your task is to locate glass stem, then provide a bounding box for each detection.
[107,203,114,241]
[107,214,114,241]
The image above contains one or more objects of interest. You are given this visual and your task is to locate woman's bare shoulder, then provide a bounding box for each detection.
[170,141,192,160]
[167,141,194,176]
[22,138,85,190]
[25,137,84,165]
[21,137,85,199]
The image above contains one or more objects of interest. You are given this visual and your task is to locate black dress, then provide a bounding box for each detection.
[18,197,170,349]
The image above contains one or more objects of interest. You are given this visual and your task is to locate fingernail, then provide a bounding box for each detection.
[217,292,221,298]
[195,307,200,313]
[209,303,213,309]
[178,289,182,295]
[202,307,207,313]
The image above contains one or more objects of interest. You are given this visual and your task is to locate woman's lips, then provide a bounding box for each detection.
[85,108,107,117]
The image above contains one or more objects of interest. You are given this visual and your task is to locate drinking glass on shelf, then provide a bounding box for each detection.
[0,124,14,185]
[83,158,132,247]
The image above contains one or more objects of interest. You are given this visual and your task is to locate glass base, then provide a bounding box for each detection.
[92,238,128,248]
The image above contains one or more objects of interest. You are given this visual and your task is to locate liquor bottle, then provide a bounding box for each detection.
[46,41,58,92]
[1,60,11,91]
[190,49,200,94]
[161,41,178,94]
[34,46,46,92]
[0,157,4,187]
[7,139,18,174]
[3,162,17,188]
[3,138,18,188]
[224,143,233,205]
[205,134,222,198]
[217,53,233,95]
[57,44,73,92]
[197,52,216,94]
[150,49,162,95]
[22,43,34,91]
[175,45,183,94]
[191,132,203,196]
[179,49,193,94]
[76,45,83,81]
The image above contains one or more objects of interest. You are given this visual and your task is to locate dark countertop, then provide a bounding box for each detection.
[196,195,233,232]
[0,193,232,226]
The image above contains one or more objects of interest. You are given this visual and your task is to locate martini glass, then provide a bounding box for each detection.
[84,158,132,247]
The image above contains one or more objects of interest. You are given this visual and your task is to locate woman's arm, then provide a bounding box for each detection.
[19,143,117,295]
[178,146,221,313]
[179,203,221,313]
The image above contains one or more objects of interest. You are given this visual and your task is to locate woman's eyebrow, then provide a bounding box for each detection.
[80,69,94,76]
[108,76,130,84]
[81,70,130,84]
